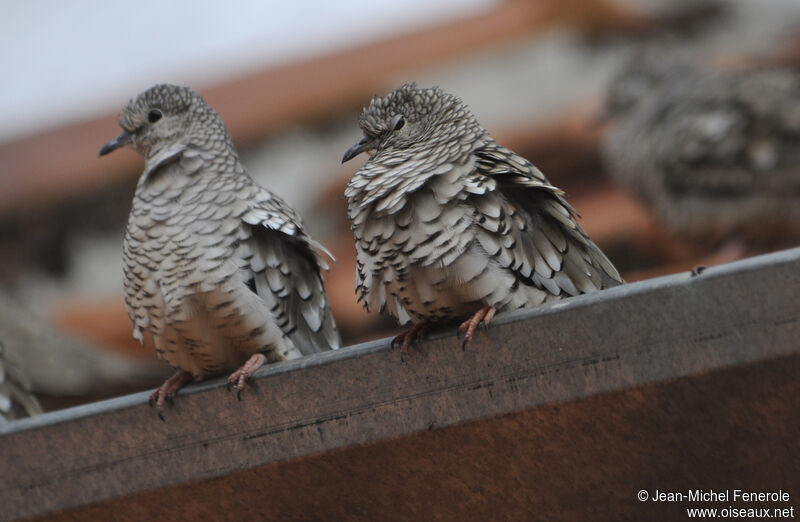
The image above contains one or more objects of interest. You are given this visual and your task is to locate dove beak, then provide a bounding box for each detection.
[342,136,372,163]
[99,129,133,157]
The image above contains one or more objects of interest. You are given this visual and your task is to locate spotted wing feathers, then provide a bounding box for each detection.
[473,143,623,296]
[241,189,340,355]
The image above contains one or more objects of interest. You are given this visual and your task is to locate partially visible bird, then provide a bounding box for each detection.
[0,292,166,402]
[0,339,42,423]
[343,83,622,354]
[100,84,339,418]
[602,45,698,119]
[602,51,800,249]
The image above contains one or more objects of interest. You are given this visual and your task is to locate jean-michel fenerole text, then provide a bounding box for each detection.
[650,490,791,503]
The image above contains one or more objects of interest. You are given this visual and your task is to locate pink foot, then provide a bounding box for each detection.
[227,353,267,400]
[391,322,432,361]
[149,370,193,421]
[458,305,496,349]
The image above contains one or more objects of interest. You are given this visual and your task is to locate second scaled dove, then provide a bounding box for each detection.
[343,83,622,355]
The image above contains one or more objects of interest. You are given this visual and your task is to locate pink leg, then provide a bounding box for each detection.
[227,353,267,400]
[149,370,193,421]
[458,305,497,349]
[391,322,433,361]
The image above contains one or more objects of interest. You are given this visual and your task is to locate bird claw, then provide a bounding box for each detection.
[391,322,431,361]
[235,374,248,401]
[148,370,192,421]
[458,306,496,349]
[228,372,248,399]
[227,353,266,401]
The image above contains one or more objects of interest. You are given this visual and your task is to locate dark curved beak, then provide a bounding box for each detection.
[342,136,371,163]
[99,130,132,157]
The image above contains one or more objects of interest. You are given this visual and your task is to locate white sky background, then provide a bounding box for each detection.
[0,0,495,143]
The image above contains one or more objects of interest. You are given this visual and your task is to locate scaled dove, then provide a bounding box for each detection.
[100,84,339,417]
[343,84,622,354]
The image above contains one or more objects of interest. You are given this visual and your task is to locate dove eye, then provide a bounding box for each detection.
[392,114,405,131]
[148,109,163,123]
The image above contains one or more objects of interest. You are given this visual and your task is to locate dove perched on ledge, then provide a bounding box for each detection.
[100,84,339,418]
[343,83,622,354]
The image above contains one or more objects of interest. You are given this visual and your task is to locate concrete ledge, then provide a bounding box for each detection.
[3,248,800,520]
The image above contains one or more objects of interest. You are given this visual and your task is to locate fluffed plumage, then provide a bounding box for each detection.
[343,83,622,351]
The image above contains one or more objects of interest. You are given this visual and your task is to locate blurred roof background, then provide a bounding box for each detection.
[0,0,494,142]
[2,0,800,412]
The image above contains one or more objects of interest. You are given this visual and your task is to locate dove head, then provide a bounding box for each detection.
[99,84,231,159]
[342,83,481,163]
